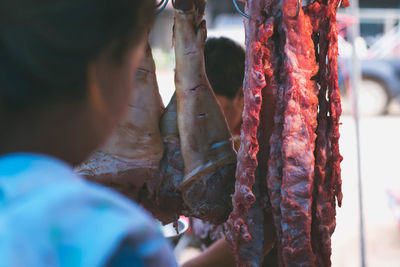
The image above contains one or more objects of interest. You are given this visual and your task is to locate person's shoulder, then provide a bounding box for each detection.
[70,161,174,266]
[0,153,151,223]
[0,153,168,266]
[77,172,178,266]
[80,177,154,225]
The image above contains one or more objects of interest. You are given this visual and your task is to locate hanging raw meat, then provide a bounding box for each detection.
[78,2,237,226]
[226,0,345,266]
[76,0,345,265]
[76,38,164,200]
[225,0,274,265]
[173,0,237,225]
[305,1,344,265]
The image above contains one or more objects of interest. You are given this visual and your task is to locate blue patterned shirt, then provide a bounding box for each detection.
[0,154,177,267]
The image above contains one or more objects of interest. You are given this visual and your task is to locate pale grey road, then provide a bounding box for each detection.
[332,116,400,267]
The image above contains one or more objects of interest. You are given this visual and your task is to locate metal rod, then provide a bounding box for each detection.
[347,0,367,266]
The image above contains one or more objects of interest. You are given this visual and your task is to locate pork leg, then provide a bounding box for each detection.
[173,0,236,225]
[76,40,164,200]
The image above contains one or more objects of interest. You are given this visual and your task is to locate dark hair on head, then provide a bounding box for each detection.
[204,37,245,100]
[0,0,154,112]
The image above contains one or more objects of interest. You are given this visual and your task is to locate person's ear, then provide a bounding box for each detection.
[85,61,116,144]
[234,88,244,105]
[87,63,107,116]
[86,62,117,133]
[235,87,244,101]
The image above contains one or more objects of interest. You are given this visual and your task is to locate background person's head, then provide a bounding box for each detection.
[0,0,154,164]
[204,37,245,133]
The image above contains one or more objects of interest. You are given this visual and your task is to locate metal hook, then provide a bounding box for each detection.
[233,0,251,19]
[155,0,169,15]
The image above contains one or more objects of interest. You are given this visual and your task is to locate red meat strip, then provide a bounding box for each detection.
[310,7,335,267]
[226,1,269,265]
[326,0,343,207]
[279,0,319,265]
[306,1,343,265]
[228,0,344,266]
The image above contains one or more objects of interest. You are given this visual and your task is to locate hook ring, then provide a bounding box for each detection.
[156,0,169,15]
[233,0,251,19]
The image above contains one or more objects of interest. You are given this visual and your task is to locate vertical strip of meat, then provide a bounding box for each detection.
[226,0,343,265]
[226,1,269,265]
[265,13,287,267]
[173,0,236,225]
[314,24,333,267]
[306,2,335,266]
[279,0,319,265]
[76,40,164,199]
[313,2,343,264]
[326,0,343,207]
[309,6,336,265]
[305,1,344,265]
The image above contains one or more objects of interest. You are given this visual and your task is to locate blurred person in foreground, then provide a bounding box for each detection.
[0,1,231,266]
[0,1,175,266]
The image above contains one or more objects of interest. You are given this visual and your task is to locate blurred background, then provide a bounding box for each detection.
[151,1,400,266]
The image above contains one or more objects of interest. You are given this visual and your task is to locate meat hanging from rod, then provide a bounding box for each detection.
[76,37,165,201]
[77,36,187,225]
[173,0,237,225]
[225,0,275,265]
[278,0,319,264]
[226,0,345,266]
[75,0,345,265]
[140,94,186,224]
[305,1,344,265]
[77,1,238,226]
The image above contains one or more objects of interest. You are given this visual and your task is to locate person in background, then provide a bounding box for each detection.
[204,37,245,151]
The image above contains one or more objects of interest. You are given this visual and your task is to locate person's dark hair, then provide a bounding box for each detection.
[204,37,245,100]
[0,0,154,112]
